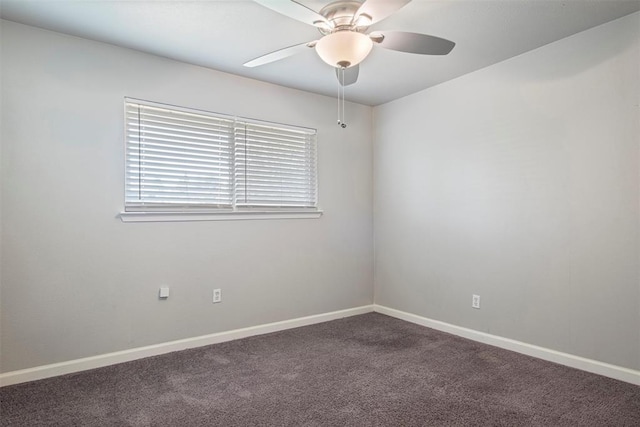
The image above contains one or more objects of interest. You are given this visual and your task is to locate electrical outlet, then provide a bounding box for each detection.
[472,294,480,309]
[159,287,170,299]
[213,288,222,304]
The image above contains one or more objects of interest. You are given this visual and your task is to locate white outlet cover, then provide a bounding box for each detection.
[159,287,170,298]
[472,294,480,309]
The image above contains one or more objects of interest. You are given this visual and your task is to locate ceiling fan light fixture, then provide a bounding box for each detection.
[315,31,373,68]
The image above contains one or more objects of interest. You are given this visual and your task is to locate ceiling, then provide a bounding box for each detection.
[1,0,639,106]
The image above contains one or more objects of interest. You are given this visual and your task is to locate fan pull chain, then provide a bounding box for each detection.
[337,66,347,129]
[337,67,342,127]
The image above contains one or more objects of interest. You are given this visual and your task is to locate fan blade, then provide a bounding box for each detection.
[244,41,316,67]
[335,65,359,86]
[373,31,455,55]
[253,0,330,29]
[355,0,411,26]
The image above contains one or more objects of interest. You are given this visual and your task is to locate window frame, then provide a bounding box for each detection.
[119,98,322,222]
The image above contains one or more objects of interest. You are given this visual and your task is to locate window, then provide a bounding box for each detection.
[121,98,320,222]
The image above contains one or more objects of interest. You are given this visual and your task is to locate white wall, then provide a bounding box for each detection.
[374,12,640,370]
[0,21,373,372]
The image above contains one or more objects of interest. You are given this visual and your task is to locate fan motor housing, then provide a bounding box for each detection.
[318,1,369,35]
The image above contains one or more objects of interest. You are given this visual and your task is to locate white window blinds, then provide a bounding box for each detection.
[234,121,317,208]
[124,99,317,212]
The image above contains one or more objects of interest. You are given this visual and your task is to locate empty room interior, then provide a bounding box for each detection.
[1,0,639,425]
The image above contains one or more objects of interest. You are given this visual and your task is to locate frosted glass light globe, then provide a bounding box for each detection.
[315,31,373,68]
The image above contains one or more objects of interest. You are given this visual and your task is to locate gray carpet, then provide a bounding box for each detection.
[1,313,639,426]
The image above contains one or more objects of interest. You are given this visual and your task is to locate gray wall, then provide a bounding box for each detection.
[0,21,374,372]
[3,12,640,375]
[373,12,640,370]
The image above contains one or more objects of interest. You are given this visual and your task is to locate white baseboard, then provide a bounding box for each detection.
[0,305,374,387]
[4,304,638,388]
[373,304,640,386]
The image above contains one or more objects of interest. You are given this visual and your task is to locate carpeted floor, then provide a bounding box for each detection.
[1,313,639,426]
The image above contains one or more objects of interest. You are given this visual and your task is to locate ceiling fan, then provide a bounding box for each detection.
[244,0,456,87]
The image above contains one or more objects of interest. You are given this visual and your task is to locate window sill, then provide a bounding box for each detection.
[118,210,323,223]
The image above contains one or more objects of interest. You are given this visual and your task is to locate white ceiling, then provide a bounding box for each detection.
[1,0,639,106]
